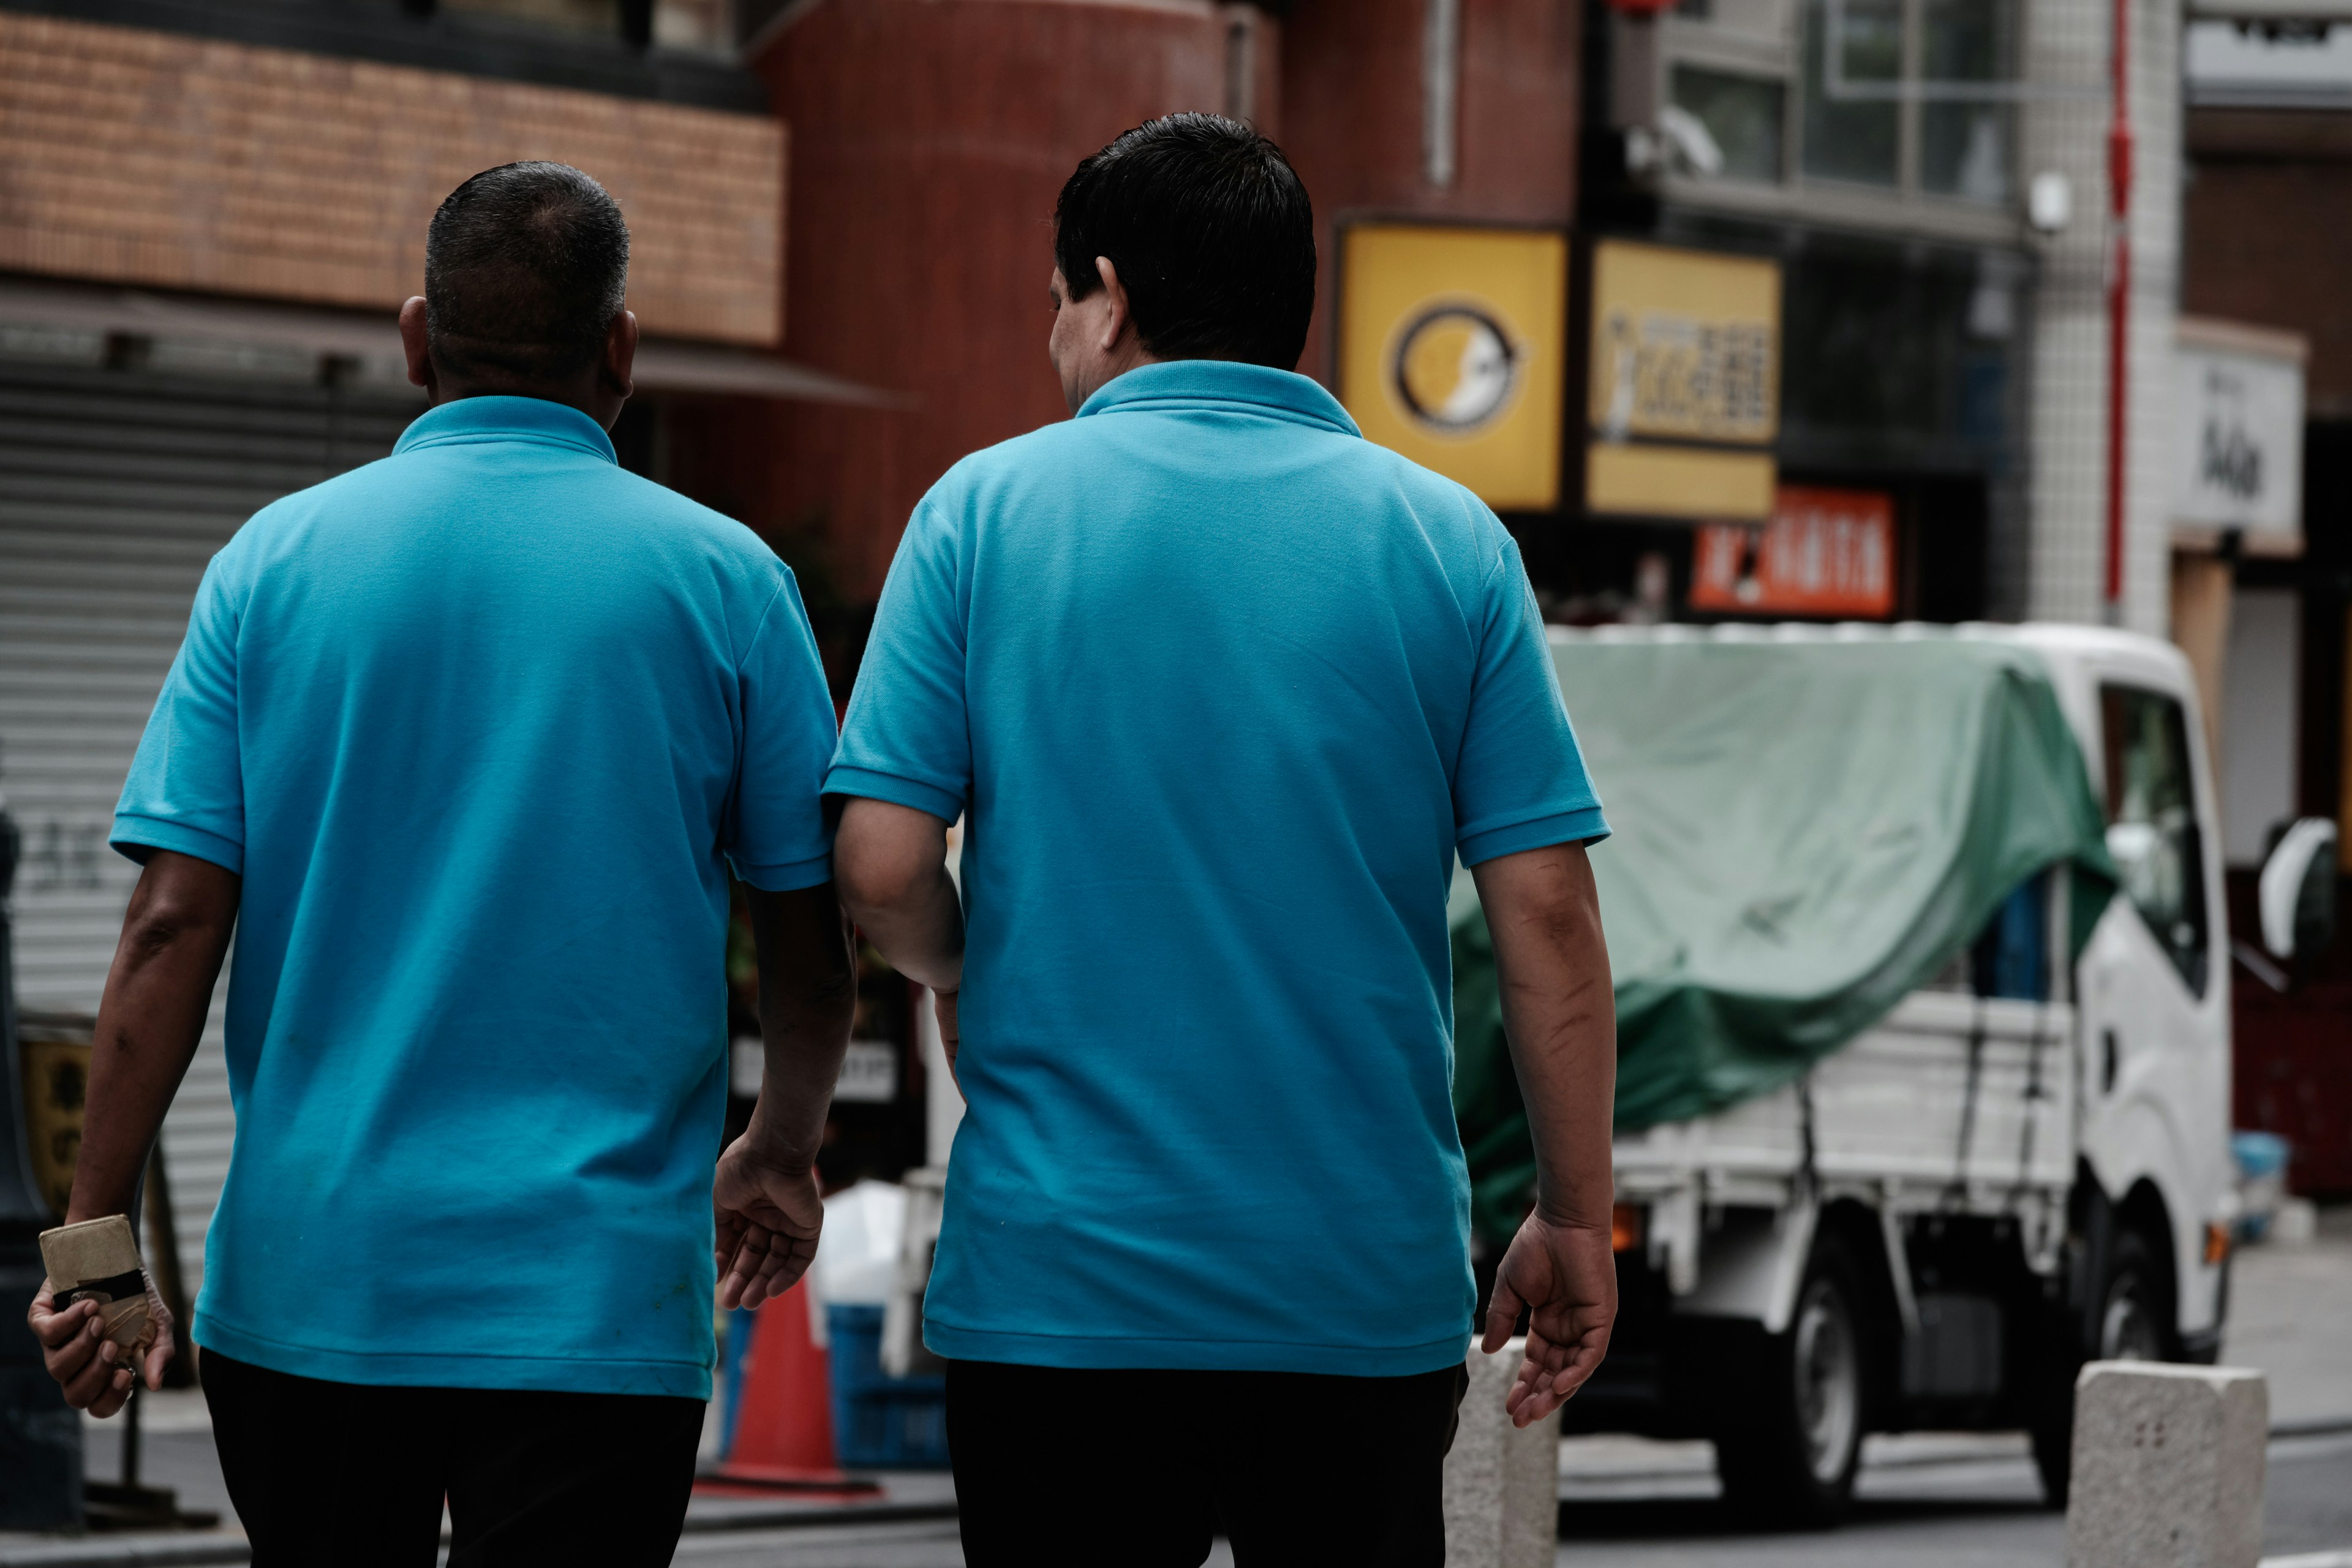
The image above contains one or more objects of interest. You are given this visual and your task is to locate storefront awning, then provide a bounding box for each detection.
[0,276,903,407]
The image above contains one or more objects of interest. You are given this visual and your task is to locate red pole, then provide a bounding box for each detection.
[2103,0,2134,612]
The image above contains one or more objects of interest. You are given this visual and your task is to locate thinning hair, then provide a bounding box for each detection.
[424,162,630,385]
[1054,113,1316,371]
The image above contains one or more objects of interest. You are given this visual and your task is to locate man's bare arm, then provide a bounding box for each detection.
[832,798,964,995]
[834,797,967,1080]
[28,850,238,1414]
[1469,839,1617,1427]
[713,883,859,1310]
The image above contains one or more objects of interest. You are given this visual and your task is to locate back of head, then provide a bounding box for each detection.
[424,162,630,388]
[1054,115,1316,371]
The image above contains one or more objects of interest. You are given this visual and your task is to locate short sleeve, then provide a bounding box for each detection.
[824,499,970,823]
[1453,533,1610,866]
[114,553,248,875]
[728,572,843,891]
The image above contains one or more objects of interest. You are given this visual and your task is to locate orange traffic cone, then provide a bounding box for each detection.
[700,1281,880,1496]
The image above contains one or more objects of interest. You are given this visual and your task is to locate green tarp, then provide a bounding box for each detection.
[1452,633,2116,1246]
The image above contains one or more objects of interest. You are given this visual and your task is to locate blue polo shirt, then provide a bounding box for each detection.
[829,360,1605,1375]
[113,395,838,1398]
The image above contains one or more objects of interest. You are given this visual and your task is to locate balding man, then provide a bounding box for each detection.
[28,163,852,1564]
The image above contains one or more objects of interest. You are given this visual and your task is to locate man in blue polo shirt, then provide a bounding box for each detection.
[825,116,1621,1564]
[28,164,853,1563]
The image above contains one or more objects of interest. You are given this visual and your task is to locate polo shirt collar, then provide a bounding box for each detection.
[1077,360,1361,438]
[393,394,617,464]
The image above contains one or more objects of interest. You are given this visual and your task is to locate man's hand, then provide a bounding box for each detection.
[28,1277,176,1419]
[1481,1213,1617,1427]
[713,883,856,1311]
[713,1139,826,1311]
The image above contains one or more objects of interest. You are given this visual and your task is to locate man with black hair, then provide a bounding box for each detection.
[824,115,1620,1563]
[27,162,853,1563]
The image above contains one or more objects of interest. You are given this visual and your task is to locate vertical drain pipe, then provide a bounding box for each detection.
[1423,0,1461,188]
[2103,0,2134,620]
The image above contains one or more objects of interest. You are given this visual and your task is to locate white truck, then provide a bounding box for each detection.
[1510,621,2335,1525]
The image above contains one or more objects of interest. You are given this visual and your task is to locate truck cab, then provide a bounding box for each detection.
[2013,624,2235,1369]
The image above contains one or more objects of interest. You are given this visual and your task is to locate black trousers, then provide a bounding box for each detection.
[200,1347,704,1568]
[946,1359,1469,1568]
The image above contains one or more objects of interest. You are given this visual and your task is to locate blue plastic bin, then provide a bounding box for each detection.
[826,1303,950,1469]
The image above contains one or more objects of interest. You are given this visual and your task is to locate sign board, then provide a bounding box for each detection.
[1339,223,1567,511]
[2171,317,2307,547]
[729,1035,899,1102]
[1586,239,1781,521]
[1690,486,1896,618]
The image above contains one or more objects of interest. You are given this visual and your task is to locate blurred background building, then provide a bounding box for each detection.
[0,0,2345,1292]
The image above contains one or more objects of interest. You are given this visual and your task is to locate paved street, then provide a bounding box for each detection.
[18,1204,2350,1568]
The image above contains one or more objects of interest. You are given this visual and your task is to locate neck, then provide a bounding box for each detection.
[1069,345,1161,413]
[423,374,623,431]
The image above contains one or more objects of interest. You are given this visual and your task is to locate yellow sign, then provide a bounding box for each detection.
[1586,239,1781,520]
[1586,444,1777,521]
[1340,224,1567,511]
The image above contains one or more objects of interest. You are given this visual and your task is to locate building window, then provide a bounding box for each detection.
[1800,0,1900,186]
[1671,66,1789,182]
[1920,0,2016,202]
[1665,0,2018,205]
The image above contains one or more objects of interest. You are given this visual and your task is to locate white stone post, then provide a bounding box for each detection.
[2065,1361,2269,1568]
[1442,1339,1560,1568]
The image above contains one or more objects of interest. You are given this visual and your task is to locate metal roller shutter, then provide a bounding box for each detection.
[0,353,418,1291]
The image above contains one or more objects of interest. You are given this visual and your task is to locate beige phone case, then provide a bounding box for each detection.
[39,1215,154,1355]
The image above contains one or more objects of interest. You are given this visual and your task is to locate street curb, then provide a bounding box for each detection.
[2272,1419,2352,1441]
[0,1495,960,1567]
[0,1542,249,1568]
[681,1498,960,1535]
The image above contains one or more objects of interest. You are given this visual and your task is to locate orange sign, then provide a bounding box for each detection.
[1690,486,1896,619]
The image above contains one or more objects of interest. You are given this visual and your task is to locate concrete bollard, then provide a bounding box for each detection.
[1442,1338,1561,1568]
[2065,1360,2269,1568]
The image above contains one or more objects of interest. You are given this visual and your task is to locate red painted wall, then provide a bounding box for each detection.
[671,0,1580,610]
[675,0,1234,603]
[1278,0,1581,388]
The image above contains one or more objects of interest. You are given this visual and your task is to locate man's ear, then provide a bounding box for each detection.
[601,308,639,399]
[1093,256,1134,354]
[397,297,436,395]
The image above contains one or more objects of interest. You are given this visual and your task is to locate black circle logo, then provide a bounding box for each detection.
[1391,305,1520,433]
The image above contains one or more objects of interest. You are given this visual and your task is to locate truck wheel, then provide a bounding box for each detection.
[1716,1234,1871,1528]
[2031,1226,2169,1505]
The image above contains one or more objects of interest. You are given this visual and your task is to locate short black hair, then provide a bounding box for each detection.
[424,162,630,384]
[1054,114,1316,371]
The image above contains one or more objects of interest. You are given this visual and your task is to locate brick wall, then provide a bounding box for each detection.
[0,12,783,344]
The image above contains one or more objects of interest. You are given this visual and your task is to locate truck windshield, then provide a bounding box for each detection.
[2098,685,2211,997]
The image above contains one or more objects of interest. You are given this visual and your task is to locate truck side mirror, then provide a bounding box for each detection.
[2260,818,2337,963]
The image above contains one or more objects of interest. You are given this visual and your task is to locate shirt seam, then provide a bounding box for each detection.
[1458,801,1605,841]
[824,761,966,805]
[735,574,796,679]
[1084,396,1355,437]
[395,431,616,464]
[197,1313,708,1369]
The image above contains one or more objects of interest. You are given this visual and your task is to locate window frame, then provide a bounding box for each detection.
[1656,0,2021,212]
[2095,682,2214,1000]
